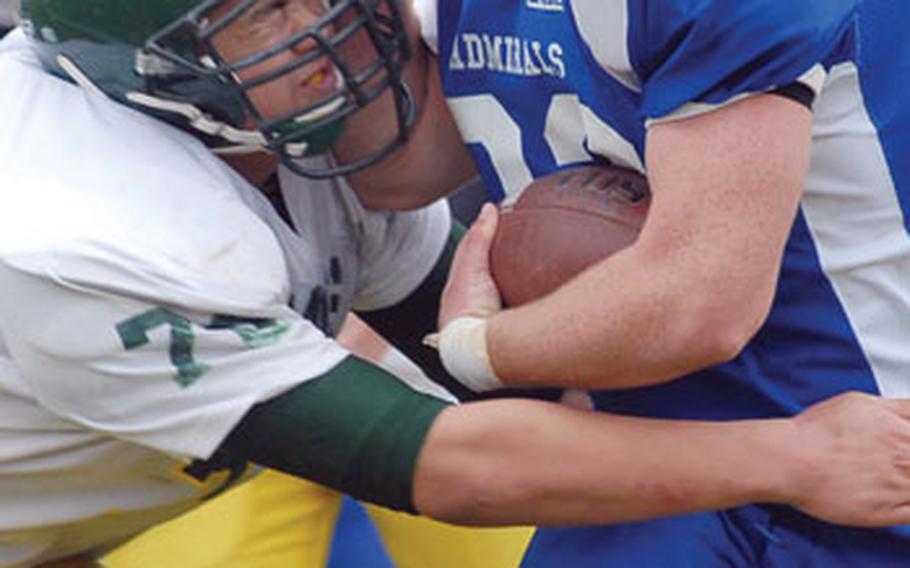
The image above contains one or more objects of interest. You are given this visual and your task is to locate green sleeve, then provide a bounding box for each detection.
[218,356,450,513]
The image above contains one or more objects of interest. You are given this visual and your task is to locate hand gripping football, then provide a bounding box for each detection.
[490,165,651,307]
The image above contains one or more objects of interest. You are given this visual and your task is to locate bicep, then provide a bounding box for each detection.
[640,93,812,324]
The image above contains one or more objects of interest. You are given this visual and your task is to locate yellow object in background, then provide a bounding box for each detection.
[102,469,533,568]
[365,502,533,568]
[103,470,340,568]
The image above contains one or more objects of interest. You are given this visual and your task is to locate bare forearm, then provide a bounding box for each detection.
[487,243,751,389]
[414,401,792,526]
[487,95,810,389]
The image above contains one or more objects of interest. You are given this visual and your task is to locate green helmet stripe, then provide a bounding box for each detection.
[23,1,194,45]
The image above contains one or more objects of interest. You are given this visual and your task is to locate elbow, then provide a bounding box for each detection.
[674,281,775,367]
[410,407,516,525]
[414,463,498,525]
[692,317,757,367]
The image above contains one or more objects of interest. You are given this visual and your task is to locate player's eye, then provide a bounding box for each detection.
[249,0,289,23]
[261,0,289,10]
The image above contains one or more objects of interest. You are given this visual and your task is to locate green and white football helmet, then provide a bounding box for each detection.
[20,0,414,178]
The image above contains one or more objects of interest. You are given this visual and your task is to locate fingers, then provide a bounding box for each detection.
[439,203,504,328]
[452,203,499,272]
[473,202,499,243]
[469,203,499,269]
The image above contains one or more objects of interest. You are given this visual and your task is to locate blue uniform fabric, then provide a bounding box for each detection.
[328,497,394,568]
[435,0,856,200]
[430,0,910,566]
[524,506,910,567]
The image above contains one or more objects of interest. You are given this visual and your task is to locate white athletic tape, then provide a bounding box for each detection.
[433,317,504,392]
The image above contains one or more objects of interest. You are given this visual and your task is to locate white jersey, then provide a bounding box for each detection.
[0,29,449,567]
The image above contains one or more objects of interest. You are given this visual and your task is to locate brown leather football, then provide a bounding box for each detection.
[490,164,651,307]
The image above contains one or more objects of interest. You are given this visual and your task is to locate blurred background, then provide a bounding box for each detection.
[0,0,17,34]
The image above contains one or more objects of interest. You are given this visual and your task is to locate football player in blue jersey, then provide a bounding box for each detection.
[337,0,910,566]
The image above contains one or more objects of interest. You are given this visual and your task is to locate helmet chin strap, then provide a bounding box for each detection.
[124,91,278,155]
[124,91,347,159]
[57,55,342,160]
[126,56,347,158]
[57,53,276,155]
[56,54,111,100]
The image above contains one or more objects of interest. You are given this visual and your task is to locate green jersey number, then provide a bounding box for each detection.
[117,308,289,388]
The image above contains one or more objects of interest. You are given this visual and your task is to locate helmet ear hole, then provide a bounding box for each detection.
[21,0,415,178]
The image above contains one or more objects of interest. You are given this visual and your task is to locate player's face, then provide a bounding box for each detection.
[210,0,337,124]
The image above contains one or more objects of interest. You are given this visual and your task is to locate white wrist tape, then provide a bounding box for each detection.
[435,317,504,392]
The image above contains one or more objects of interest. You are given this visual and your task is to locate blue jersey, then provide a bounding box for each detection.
[419,0,910,565]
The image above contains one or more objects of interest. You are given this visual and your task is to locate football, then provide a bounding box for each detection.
[490,164,651,307]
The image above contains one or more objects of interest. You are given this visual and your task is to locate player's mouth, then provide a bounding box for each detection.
[292,62,345,124]
[299,61,338,98]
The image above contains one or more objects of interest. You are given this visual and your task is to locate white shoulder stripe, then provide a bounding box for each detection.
[644,92,757,127]
[646,64,829,126]
[802,63,910,398]
[797,64,827,97]
[572,0,640,92]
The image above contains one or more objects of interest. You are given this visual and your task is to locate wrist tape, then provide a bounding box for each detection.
[424,317,504,392]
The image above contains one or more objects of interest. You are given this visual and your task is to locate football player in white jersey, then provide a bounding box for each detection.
[6,1,910,567]
[336,0,910,566]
